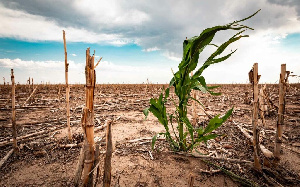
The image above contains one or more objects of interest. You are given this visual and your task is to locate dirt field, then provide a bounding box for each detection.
[0,83,299,186]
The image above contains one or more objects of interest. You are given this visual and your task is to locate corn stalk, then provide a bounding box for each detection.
[249,63,262,171]
[11,69,17,151]
[81,48,96,186]
[63,30,72,140]
[144,10,260,152]
[274,64,289,161]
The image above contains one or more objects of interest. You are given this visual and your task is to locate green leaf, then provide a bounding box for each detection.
[222,107,234,121]
[152,132,169,150]
[192,28,253,79]
[203,115,223,134]
[208,43,219,48]
[198,76,207,88]
[152,134,158,150]
[169,77,175,87]
[182,117,194,143]
[149,106,164,125]
[193,84,207,93]
[208,90,222,96]
[196,127,204,136]
[164,88,170,102]
[194,77,222,96]
[188,96,205,108]
[159,92,163,104]
[203,108,233,134]
[231,9,260,25]
[207,85,220,89]
[150,98,161,111]
[198,134,219,143]
[183,132,189,140]
[143,107,149,119]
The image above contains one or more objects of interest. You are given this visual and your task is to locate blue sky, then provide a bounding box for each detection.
[281,33,300,52]
[0,0,300,84]
[0,37,176,84]
[0,38,168,66]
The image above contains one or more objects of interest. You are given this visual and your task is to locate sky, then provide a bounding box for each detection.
[0,0,299,84]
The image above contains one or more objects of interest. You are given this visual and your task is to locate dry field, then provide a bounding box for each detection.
[0,83,299,186]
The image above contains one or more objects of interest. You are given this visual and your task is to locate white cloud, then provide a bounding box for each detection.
[0,58,63,69]
[71,53,77,56]
[113,9,150,25]
[73,0,150,26]
[0,58,84,83]
[163,51,181,62]
[107,40,131,47]
[0,3,124,44]
[142,47,160,52]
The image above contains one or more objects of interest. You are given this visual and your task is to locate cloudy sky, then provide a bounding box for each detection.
[0,0,299,84]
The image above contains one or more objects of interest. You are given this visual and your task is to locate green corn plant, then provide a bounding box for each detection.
[144,10,260,152]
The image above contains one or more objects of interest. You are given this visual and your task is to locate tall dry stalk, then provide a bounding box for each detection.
[63,30,72,140]
[11,69,17,151]
[81,48,96,186]
[274,64,289,161]
[249,63,261,171]
[73,48,102,186]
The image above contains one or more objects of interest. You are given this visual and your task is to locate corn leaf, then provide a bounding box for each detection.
[182,117,195,143]
[151,134,158,150]
[197,134,219,143]
[204,115,223,134]
[222,107,234,121]
[203,108,233,134]
[143,107,149,119]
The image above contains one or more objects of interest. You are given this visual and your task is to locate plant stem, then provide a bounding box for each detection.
[178,103,184,150]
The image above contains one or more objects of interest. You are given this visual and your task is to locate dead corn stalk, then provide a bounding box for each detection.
[73,48,102,187]
[22,86,38,107]
[31,78,34,92]
[82,48,97,186]
[11,69,17,151]
[0,149,14,169]
[258,85,267,126]
[249,63,261,171]
[63,30,72,140]
[274,64,289,162]
[27,77,30,85]
[234,121,274,167]
[103,120,113,187]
